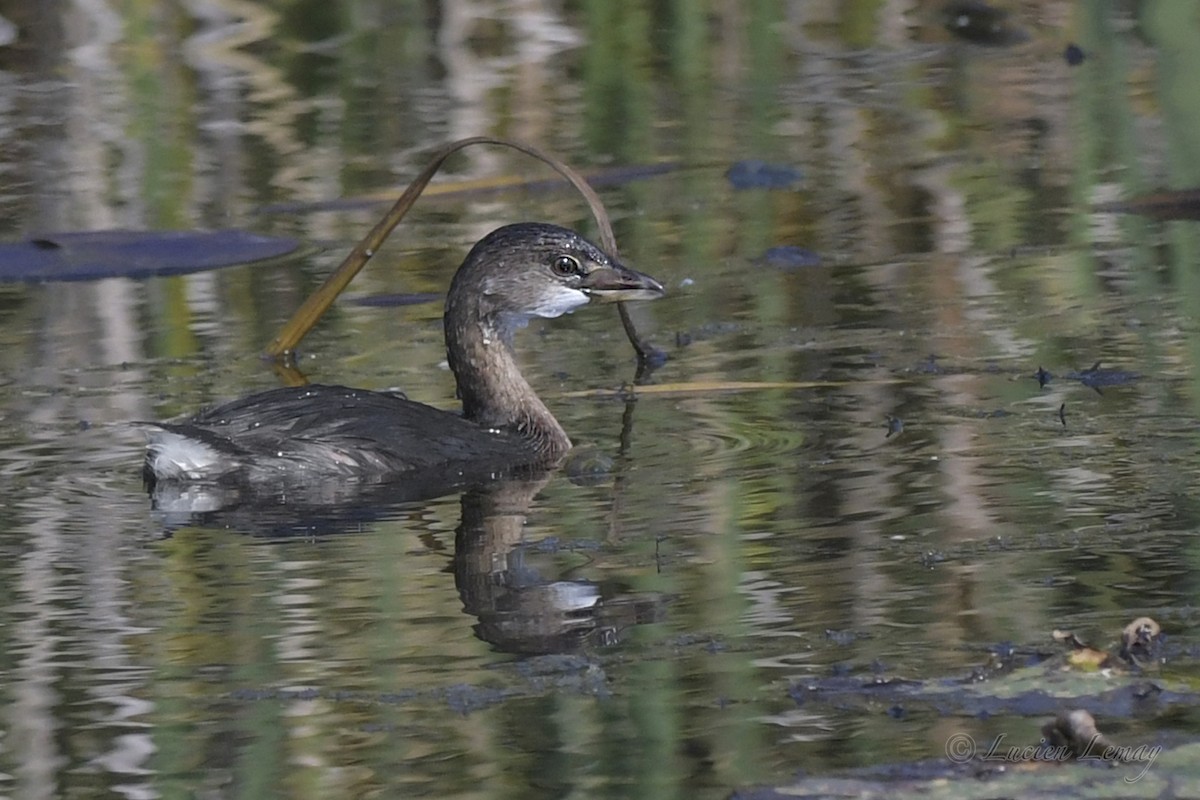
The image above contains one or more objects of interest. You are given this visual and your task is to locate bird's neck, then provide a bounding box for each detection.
[444,306,572,459]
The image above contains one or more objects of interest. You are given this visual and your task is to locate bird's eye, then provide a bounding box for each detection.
[551,255,581,277]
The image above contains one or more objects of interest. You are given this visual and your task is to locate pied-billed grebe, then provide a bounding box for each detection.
[142,222,664,489]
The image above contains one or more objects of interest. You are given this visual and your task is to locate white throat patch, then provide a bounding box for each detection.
[528,285,589,319]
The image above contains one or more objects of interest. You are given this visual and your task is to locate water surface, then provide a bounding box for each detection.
[1,2,1199,797]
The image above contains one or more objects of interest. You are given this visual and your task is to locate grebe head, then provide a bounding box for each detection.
[443,222,664,455]
[447,223,664,339]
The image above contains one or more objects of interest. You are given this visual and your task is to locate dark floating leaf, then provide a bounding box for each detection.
[346,292,442,308]
[1064,361,1140,389]
[885,415,904,438]
[1064,42,1085,65]
[758,245,822,269]
[0,229,301,283]
[725,160,803,190]
[1096,188,1200,221]
[942,0,1030,46]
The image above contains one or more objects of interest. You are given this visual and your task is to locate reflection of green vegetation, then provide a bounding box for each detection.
[951,160,1023,253]
[122,0,195,228]
[837,0,887,50]
[1140,2,1200,414]
[1140,3,1200,184]
[582,0,653,160]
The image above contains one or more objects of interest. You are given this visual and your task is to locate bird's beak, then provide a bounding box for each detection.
[580,262,665,303]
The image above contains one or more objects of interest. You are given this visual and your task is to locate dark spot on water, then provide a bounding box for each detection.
[725,159,803,190]
[758,245,822,270]
[641,346,670,369]
[1035,365,1051,387]
[347,292,442,307]
[918,551,946,568]
[942,0,1029,46]
[885,415,904,437]
[989,641,1017,660]
[1065,42,1085,65]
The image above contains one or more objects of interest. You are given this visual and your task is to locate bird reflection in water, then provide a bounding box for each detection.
[455,476,668,655]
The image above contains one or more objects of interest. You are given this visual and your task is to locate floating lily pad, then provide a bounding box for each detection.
[0,229,302,283]
[726,160,803,190]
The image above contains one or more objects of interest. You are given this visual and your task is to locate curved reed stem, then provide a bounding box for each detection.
[265,136,662,364]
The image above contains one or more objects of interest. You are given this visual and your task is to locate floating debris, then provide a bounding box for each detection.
[1054,616,1165,672]
[1064,42,1085,65]
[1119,617,1164,667]
[1053,628,1111,670]
[1036,362,1140,392]
[1058,403,1067,427]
